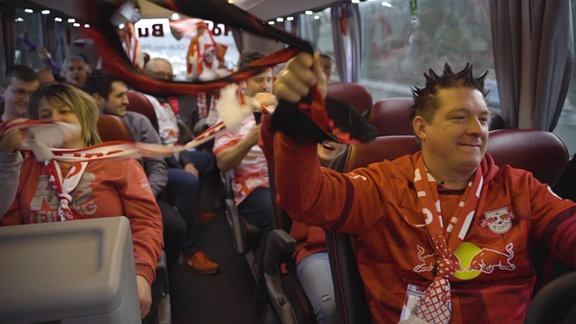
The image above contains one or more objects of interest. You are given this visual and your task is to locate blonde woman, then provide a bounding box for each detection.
[1,83,163,320]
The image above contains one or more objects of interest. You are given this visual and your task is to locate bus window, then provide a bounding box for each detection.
[298,7,336,81]
[14,7,44,68]
[357,0,496,107]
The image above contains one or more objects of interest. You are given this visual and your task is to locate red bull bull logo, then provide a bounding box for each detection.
[413,242,516,280]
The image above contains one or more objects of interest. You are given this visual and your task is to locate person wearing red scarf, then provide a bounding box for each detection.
[269,53,576,323]
[0,84,163,321]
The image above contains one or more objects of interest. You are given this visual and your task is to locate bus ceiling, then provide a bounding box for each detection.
[21,0,341,21]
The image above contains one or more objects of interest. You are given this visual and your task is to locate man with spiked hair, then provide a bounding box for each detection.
[269,53,576,323]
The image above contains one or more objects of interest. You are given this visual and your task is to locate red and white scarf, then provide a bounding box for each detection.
[412,154,483,324]
[0,87,273,163]
[47,160,88,221]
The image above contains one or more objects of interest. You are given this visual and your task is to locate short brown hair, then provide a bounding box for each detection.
[3,65,38,88]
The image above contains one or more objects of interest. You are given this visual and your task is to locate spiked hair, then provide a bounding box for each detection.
[409,63,488,123]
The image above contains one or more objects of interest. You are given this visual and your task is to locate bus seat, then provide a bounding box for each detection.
[0,217,141,323]
[329,135,419,324]
[97,114,134,142]
[488,129,568,186]
[221,170,261,281]
[524,271,576,324]
[326,82,373,116]
[263,165,317,324]
[327,129,569,324]
[368,98,414,136]
[126,90,160,132]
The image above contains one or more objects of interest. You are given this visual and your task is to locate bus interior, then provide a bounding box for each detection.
[0,0,575,323]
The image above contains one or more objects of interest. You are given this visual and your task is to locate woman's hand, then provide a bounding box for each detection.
[0,130,23,153]
[136,275,152,318]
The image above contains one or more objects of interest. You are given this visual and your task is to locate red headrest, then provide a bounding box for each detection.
[126,90,159,132]
[97,114,133,142]
[368,98,414,136]
[326,82,373,116]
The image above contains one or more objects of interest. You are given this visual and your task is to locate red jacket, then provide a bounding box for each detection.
[2,157,164,284]
[273,133,576,323]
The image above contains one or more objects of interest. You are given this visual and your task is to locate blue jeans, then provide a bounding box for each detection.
[157,200,186,273]
[237,186,275,298]
[182,150,214,180]
[237,186,275,263]
[166,167,200,256]
[297,252,336,324]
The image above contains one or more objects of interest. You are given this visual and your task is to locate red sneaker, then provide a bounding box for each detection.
[183,250,219,275]
[198,212,214,224]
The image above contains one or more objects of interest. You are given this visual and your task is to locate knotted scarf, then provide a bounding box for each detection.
[47,160,88,221]
[412,154,483,323]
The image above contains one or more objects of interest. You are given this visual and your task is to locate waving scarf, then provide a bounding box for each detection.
[0,1,346,167]
[82,0,334,142]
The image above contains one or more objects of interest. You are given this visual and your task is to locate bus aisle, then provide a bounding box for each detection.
[169,183,258,323]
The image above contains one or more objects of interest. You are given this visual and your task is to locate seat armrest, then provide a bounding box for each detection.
[263,229,296,272]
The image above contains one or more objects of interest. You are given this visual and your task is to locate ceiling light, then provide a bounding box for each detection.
[41,10,50,15]
[276,17,284,22]
[68,18,76,23]
[24,9,33,13]
[55,17,63,22]
[286,16,294,21]
[304,10,313,15]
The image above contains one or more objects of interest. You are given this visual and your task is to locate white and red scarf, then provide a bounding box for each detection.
[0,86,275,163]
[46,160,88,221]
[412,155,483,324]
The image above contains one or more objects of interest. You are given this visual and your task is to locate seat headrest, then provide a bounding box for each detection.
[487,129,568,186]
[126,90,159,132]
[368,98,414,136]
[327,82,373,115]
[97,114,133,142]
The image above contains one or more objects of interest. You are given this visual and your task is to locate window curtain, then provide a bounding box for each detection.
[490,0,574,130]
[331,2,361,82]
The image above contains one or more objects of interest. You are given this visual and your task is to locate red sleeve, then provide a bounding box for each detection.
[273,132,395,235]
[118,159,164,284]
[1,157,36,226]
[521,167,576,266]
